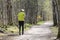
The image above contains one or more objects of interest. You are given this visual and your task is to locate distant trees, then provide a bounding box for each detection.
[25,0,38,24]
[0,0,53,26]
[38,0,53,21]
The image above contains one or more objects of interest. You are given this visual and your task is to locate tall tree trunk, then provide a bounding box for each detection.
[7,0,12,25]
[0,0,3,25]
[52,0,58,26]
[2,0,8,25]
[56,0,60,39]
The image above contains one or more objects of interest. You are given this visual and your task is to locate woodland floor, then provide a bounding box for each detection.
[0,21,57,40]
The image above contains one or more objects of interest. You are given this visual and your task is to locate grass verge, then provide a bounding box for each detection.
[37,21,44,25]
[50,26,58,36]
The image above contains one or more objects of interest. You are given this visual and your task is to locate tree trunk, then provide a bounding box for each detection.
[56,0,60,39]
[52,0,58,26]
[7,0,12,25]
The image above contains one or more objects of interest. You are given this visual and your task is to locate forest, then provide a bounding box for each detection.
[0,0,60,40]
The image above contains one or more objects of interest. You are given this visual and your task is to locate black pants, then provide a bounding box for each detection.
[19,21,24,35]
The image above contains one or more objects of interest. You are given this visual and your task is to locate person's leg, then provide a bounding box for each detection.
[22,21,24,35]
[19,21,21,35]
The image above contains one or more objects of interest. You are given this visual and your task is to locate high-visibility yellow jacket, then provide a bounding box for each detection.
[17,12,25,21]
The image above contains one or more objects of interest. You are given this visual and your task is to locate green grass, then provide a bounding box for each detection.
[37,21,44,25]
[6,26,19,33]
[24,23,32,30]
[50,26,58,36]
[4,23,32,33]
[5,21,44,33]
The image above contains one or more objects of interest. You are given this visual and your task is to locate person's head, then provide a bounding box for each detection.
[21,9,24,12]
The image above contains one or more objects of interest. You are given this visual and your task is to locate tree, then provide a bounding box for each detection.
[52,0,58,26]
[56,0,60,39]
[7,0,12,25]
[0,0,3,26]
